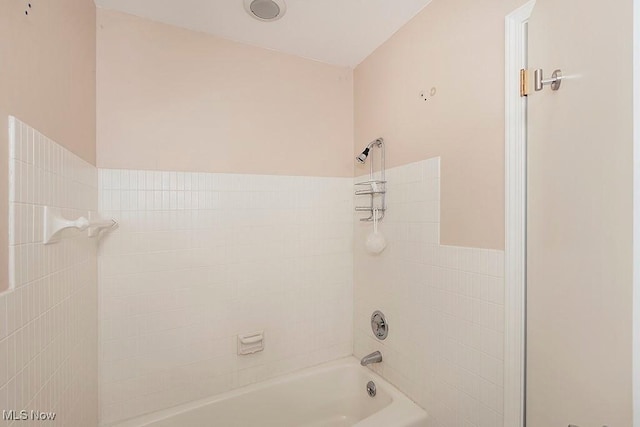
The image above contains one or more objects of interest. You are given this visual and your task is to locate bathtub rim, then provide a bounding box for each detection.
[103,356,428,427]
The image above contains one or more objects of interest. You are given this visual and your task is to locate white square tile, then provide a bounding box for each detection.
[97,168,354,423]
[353,157,504,426]
[3,117,99,426]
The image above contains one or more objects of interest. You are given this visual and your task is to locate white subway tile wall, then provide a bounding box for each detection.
[98,170,354,424]
[1,117,99,427]
[353,158,505,427]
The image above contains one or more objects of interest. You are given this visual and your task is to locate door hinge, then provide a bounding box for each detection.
[520,69,529,97]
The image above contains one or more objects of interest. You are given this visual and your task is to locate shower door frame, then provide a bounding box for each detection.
[634,0,640,424]
[504,2,535,426]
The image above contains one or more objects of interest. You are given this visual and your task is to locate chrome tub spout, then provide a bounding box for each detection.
[360,351,383,366]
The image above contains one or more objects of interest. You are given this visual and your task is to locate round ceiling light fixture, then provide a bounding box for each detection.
[244,0,286,22]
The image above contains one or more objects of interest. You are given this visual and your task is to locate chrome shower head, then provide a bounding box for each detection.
[356,147,370,164]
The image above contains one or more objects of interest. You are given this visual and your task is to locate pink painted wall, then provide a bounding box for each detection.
[526,0,634,423]
[97,9,354,177]
[0,0,96,292]
[354,0,525,250]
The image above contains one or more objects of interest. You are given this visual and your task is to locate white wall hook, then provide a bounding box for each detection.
[87,214,118,238]
[534,68,563,91]
[43,206,117,244]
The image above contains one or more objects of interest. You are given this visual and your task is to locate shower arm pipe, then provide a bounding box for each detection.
[376,138,385,221]
[364,138,385,182]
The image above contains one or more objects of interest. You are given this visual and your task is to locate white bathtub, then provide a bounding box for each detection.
[108,357,428,427]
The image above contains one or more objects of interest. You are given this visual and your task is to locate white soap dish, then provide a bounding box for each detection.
[237,331,264,355]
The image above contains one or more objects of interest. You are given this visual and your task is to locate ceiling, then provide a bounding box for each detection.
[94,0,433,68]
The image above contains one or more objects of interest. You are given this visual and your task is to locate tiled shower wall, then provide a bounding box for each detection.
[0,117,99,426]
[98,170,353,424]
[0,121,503,427]
[354,158,505,427]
